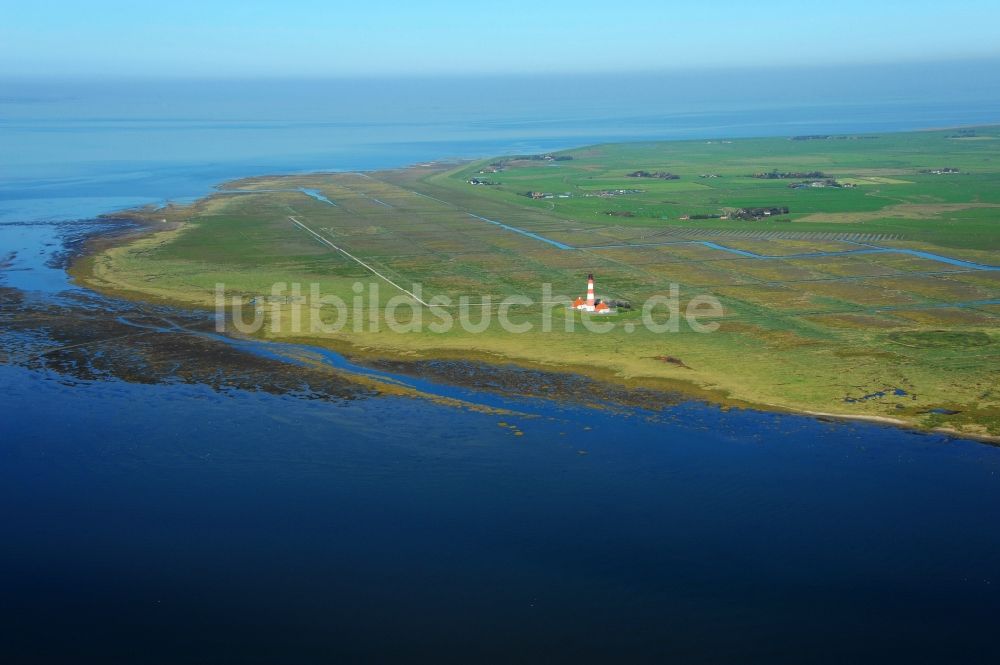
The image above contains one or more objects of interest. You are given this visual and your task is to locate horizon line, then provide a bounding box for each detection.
[5,55,1000,83]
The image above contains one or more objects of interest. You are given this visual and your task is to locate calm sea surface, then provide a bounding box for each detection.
[2,70,1000,663]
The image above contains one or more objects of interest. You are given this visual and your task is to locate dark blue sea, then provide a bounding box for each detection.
[2,67,1000,663]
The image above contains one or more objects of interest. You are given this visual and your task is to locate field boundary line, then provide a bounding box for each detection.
[289,216,433,307]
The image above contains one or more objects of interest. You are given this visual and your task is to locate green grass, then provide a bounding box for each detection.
[76,127,1000,437]
[435,127,1000,248]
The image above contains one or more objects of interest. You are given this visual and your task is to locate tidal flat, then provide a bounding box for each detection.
[4,278,1000,664]
[5,93,1000,661]
[74,128,1000,437]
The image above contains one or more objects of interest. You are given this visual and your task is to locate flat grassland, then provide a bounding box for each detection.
[76,128,1000,437]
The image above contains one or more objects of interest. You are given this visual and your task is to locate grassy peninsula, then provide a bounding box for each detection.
[75,127,1000,437]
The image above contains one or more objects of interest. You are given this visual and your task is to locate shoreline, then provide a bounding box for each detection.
[67,130,1000,443]
[62,187,1000,445]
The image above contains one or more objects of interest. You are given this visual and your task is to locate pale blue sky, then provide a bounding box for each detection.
[4,0,1000,77]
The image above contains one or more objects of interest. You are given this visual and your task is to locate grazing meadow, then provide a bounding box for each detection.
[77,127,1000,436]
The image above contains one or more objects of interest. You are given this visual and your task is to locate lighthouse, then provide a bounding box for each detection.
[572,273,615,314]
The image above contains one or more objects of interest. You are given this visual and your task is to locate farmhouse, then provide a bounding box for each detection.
[628,170,680,180]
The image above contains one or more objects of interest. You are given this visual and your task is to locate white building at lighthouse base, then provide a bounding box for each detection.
[572,297,614,314]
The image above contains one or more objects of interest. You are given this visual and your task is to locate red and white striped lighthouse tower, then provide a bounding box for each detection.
[586,273,596,307]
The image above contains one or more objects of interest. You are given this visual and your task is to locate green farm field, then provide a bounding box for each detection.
[76,127,1000,437]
